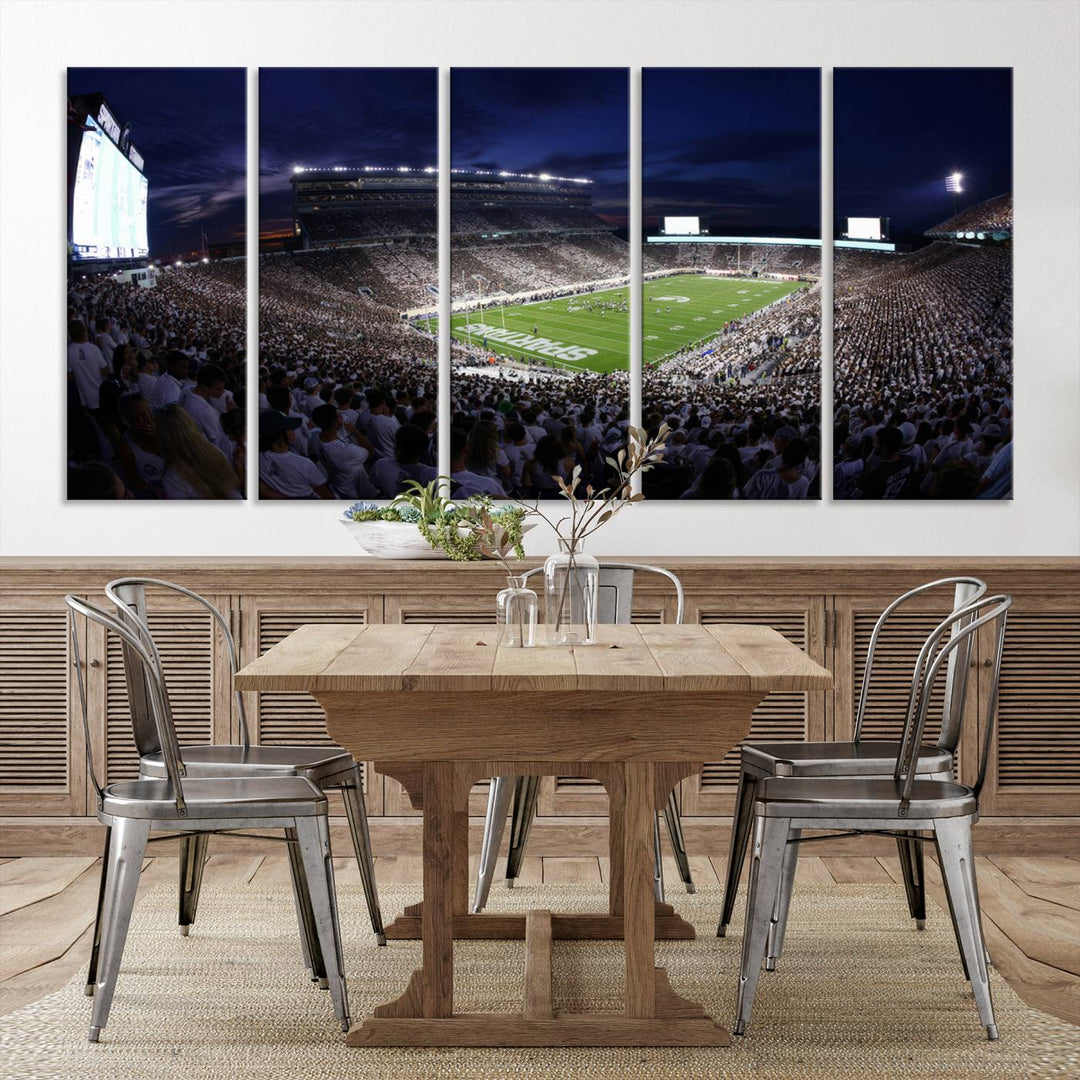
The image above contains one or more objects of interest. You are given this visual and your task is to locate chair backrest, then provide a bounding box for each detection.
[104,577,250,751]
[522,562,685,625]
[894,592,1011,814]
[855,576,987,751]
[65,594,188,816]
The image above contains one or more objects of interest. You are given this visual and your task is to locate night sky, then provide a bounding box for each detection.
[68,68,245,258]
[259,68,436,235]
[452,68,628,226]
[835,68,1012,238]
[643,68,821,238]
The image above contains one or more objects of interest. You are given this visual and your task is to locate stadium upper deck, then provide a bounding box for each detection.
[290,167,616,248]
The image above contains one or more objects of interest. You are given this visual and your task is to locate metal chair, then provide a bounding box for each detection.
[733,593,1011,1041]
[472,562,694,913]
[101,577,383,958]
[718,576,987,939]
[66,595,350,1043]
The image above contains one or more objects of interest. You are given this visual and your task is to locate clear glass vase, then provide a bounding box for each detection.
[543,540,600,646]
[496,575,538,648]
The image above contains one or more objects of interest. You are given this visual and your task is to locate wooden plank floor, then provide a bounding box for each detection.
[1,854,1077,1026]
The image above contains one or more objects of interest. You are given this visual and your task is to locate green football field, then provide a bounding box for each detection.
[418,273,807,374]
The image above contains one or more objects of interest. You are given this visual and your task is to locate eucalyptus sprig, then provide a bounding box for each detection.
[519,423,670,551]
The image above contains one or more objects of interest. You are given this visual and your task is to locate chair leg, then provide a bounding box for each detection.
[295,816,350,1032]
[85,825,112,995]
[765,827,801,971]
[505,775,541,888]
[896,832,927,929]
[88,817,150,1042]
[340,766,385,944]
[285,826,323,982]
[663,790,695,894]
[934,816,997,1040]
[733,814,790,1036]
[178,833,209,936]
[719,768,758,937]
[653,811,665,903]
[473,776,515,913]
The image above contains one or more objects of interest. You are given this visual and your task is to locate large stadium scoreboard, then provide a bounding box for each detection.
[843,216,889,242]
[661,215,704,236]
[68,96,149,262]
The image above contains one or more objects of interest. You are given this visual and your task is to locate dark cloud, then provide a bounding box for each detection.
[664,129,819,167]
[642,67,820,237]
[451,68,628,226]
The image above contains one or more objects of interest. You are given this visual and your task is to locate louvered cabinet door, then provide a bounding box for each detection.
[978,600,1080,816]
[240,594,383,815]
[679,595,826,816]
[831,593,981,784]
[382,596,497,817]
[0,592,87,815]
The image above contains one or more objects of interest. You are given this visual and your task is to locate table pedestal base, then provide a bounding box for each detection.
[383,902,697,941]
[351,759,732,1047]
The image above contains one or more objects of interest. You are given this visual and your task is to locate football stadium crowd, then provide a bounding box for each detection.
[67,262,247,500]
[644,242,821,277]
[832,239,1012,499]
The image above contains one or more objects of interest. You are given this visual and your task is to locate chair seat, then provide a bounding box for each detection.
[101,776,327,820]
[743,740,952,778]
[755,776,977,820]
[140,744,354,781]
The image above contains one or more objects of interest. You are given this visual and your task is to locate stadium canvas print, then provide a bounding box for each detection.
[642,68,822,500]
[446,67,630,499]
[67,68,247,500]
[257,68,437,500]
[833,68,1013,500]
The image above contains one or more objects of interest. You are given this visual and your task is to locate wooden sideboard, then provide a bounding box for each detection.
[2,556,1077,855]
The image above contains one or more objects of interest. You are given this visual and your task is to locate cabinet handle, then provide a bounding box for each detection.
[88,659,100,668]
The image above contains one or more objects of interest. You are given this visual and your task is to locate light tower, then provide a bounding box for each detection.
[946,171,963,216]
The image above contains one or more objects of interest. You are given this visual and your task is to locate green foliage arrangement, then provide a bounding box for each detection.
[343,481,526,564]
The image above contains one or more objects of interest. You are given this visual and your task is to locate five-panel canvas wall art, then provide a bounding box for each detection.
[66,66,1013,502]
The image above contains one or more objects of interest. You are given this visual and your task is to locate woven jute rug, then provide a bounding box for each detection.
[2,880,1075,1079]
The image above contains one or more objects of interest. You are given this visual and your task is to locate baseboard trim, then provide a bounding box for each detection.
[1,815,1076,857]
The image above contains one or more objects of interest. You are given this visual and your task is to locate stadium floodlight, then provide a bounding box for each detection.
[946,171,963,193]
[293,165,304,174]
[202,257,209,264]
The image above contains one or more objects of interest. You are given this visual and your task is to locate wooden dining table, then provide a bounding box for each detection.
[234,621,831,1047]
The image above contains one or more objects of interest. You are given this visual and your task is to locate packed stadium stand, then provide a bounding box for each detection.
[644,242,821,277]
[832,200,1013,499]
[67,260,248,500]
[925,193,1013,239]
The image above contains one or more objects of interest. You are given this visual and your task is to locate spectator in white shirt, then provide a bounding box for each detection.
[742,439,811,499]
[309,404,379,499]
[136,352,160,401]
[153,351,190,409]
[258,410,331,499]
[364,388,401,460]
[67,320,109,410]
[156,404,243,500]
[182,364,230,453]
[449,427,506,498]
[372,423,438,498]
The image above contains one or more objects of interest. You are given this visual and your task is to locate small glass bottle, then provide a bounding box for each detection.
[496,575,538,648]
[543,539,600,646]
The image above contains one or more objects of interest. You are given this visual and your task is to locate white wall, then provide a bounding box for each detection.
[1,0,1077,558]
